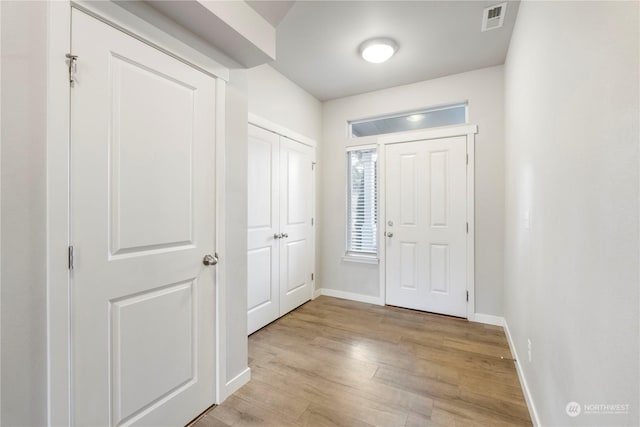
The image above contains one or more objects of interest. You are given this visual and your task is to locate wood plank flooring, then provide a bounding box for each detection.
[194,296,532,427]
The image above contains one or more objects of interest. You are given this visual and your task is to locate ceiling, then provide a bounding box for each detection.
[246,0,295,27]
[264,1,519,101]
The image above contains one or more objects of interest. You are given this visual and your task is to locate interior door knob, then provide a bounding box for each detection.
[203,254,218,266]
[385,232,393,238]
[273,233,281,239]
[282,233,289,238]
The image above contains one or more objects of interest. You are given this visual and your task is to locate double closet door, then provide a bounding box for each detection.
[247,124,314,335]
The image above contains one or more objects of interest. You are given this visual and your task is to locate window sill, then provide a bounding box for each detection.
[342,254,379,265]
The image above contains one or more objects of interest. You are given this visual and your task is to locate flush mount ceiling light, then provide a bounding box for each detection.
[359,38,398,64]
[406,114,424,122]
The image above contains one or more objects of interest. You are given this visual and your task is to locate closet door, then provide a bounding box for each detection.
[247,125,280,334]
[70,9,217,425]
[279,137,314,315]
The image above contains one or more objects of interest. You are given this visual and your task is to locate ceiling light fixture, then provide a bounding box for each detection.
[359,38,398,64]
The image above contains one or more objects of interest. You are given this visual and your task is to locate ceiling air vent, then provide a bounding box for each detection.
[482,2,507,32]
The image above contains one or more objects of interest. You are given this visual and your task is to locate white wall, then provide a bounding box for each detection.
[0,1,48,425]
[504,2,639,425]
[231,62,322,396]
[319,66,505,317]
[247,64,322,142]
[0,1,254,421]
[223,69,250,391]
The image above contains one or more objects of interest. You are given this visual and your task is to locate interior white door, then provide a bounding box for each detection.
[71,9,216,426]
[385,136,468,317]
[247,125,280,334]
[279,137,314,315]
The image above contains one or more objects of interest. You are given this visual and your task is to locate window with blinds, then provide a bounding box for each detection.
[347,148,377,255]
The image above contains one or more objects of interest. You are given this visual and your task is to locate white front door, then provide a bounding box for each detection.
[385,136,468,317]
[279,137,314,315]
[71,9,217,426]
[247,125,280,334]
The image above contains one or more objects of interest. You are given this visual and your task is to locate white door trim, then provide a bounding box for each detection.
[46,4,72,425]
[377,124,478,319]
[46,3,229,424]
[70,0,229,81]
[377,124,478,145]
[465,129,477,321]
[248,113,317,148]
[214,79,230,403]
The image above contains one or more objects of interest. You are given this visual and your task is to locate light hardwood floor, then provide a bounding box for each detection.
[194,296,532,427]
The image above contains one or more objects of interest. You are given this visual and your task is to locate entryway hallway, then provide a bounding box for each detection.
[194,296,531,426]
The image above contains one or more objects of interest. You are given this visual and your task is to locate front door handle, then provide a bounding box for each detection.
[203,254,218,266]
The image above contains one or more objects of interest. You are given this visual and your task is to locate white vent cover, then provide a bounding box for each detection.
[482,2,507,32]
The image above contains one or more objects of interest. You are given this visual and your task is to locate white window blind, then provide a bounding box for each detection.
[347,148,377,255]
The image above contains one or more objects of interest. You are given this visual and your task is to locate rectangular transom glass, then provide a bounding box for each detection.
[350,104,467,138]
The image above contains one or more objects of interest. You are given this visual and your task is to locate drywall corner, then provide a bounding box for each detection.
[224,68,249,389]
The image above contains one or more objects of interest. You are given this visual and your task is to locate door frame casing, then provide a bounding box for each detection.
[46,2,229,425]
[377,124,478,320]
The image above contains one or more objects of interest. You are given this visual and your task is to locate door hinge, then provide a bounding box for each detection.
[68,245,75,270]
[466,290,469,302]
[466,222,469,233]
[312,162,316,171]
[311,217,314,226]
[466,153,469,165]
[311,273,314,281]
[66,53,78,87]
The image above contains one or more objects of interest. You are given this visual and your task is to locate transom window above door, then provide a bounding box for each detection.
[349,103,467,138]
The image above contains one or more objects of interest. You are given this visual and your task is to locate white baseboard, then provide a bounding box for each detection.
[313,288,322,299]
[471,313,505,327]
[219,367,251,403]
[503,320,541,427]
[316,288,384,306]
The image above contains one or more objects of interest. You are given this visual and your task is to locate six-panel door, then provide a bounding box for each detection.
[385,136,468,318]
[71,10,216,426]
